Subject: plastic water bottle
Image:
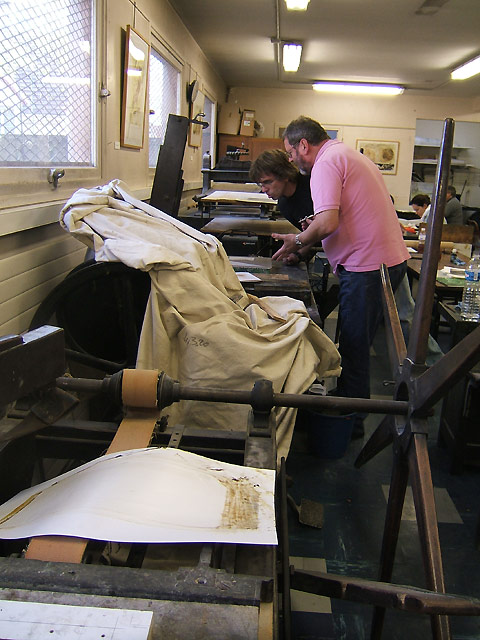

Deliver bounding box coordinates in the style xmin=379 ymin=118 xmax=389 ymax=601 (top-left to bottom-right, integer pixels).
xmin=460 ymin=252 xmax=480 ymax=321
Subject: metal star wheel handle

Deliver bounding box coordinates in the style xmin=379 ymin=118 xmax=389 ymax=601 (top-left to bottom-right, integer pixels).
xmin=355 ymin=118 xmax=480 ymax=639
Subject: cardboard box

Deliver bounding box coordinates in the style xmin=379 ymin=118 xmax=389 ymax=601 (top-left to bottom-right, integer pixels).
xmin=239 ymin=109 xmax=255 ymax=136
xmin=218 ymin=106 xmax=241 ymax=135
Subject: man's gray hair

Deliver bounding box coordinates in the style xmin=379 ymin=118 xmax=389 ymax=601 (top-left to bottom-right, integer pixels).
xmin=283 ymin=116 xmax=330 ymax=146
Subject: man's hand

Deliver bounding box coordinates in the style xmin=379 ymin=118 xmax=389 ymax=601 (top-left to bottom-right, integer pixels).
xmin=272 ymin=210 xmax=338 ymax=261
xmin=284 ymin=252 xmax=301 ymax=266
xmin=271 ymin=233 xmax=297 ymax=261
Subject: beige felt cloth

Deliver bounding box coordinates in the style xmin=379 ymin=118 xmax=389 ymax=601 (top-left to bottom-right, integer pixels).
xmin=60 ymin=180 xmax=340 ymax=461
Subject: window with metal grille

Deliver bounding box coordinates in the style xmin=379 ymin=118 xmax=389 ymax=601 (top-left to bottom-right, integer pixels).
xmin=201 ymin=95 xmax=216 ymax=166
xmin=0 ymin=0 xmax=94 ymax=168
xmin=148 ymin=47 xmax=180 ymax=168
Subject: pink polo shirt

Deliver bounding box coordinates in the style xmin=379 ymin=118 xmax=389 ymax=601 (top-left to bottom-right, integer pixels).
xmin=310 ymin=140 xmax=409 ymax=274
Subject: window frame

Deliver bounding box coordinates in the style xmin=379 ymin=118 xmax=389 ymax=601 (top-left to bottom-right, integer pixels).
xmin=201 ymin=92 xmax=217 ymax=165
xmin=148 ymin=32 xmax=182 ymax=175
xmin=0 ymin=0 xmax=101 ymax=211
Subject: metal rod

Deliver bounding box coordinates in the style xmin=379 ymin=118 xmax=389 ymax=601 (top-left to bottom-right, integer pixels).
xmin=409 ymin=434 xmax=451 ymax=638
xmin=407 ymin=118 xmax=454 ymax=365
xmin=56 ymin=376 xmax=410 ymax=415
xmin=279 ymin=457 xmax=292 ymax=640
xmin=380 ymin=264 xmax=407 ymax=374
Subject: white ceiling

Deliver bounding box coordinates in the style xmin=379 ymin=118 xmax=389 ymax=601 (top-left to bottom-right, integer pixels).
xmin=167 ymin=0 xmax=480 ymax=99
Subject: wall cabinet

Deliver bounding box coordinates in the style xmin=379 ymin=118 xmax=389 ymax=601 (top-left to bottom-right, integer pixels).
xmin=217 ymin=134 xmax=284 ymax=163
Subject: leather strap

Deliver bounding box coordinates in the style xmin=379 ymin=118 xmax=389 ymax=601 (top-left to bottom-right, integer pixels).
xmin=25 ymin=371 xmax=159 ymax=562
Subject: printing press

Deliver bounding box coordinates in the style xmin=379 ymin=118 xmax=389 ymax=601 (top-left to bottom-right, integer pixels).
xmin=0 ymin=326 xmax=282 ymax=638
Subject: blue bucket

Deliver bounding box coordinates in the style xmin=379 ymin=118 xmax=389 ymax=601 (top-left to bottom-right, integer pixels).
xmin=297 ymin=408 xmax=355 ymax=458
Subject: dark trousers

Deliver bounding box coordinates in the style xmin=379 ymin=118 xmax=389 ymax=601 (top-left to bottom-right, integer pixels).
xmin=336 ymin=261 xmax=407 ymax=404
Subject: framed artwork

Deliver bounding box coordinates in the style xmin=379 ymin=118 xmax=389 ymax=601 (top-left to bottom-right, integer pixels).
xmin=188 ymin=90 xmax=205 ymax=147
xmin=121 ymin=25 xmax=150 ymax=149
xmin=324 ymin=125 xmax=343 ymax=141
xmin=275 ymin=124 xmax=343 ymax=141
xmin=356 ymin=140 xmax=399 ymax=175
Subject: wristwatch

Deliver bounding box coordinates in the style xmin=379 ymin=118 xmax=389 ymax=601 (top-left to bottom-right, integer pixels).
xmin=295 ymin=234 xmax=303 ymax=247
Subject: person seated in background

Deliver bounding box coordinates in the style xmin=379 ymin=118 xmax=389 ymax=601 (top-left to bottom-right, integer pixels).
xmin=410 ymin=193 xmax=431 ymax=222
xmin=409 ymin=193 xmax=449 ymax=225
xmin=250 ymin=148 xmax=316 ymax=265
xmin=445 ymin=185 xmax=463 ymax=225
xmin=392 ymin=193 xmax=443 ymax=364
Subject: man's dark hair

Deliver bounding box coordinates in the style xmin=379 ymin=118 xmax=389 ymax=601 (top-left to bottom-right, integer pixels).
xmin=409 ymin=194 xmax=431 ymax=207
xmin=283 ymin=116 xmax=330 ymax=146
xmin=447 ymin=185 xmax=456 ymax=197
xmin=249 ymin=148 xmax=299 ymax=183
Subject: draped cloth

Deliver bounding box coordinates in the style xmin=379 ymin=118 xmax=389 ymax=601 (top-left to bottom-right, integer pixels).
xmin=60 ymin=180 xmax=341 ymax=462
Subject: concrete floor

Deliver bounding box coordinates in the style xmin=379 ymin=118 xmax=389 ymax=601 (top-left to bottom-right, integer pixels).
xmin=285 ymin=309 xmax=480 ymax=640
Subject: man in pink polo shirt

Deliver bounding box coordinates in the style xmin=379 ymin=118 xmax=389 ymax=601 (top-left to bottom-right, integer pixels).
xmin=272 ymin=116 xmax=409 ymax=437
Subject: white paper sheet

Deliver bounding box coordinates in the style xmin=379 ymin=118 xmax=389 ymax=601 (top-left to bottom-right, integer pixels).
xmin=201 ymin=190 xmax=276 ymax=204
xmin=437 ymin=267 xmax=465 ymax=279
xmin=0 ymin=448 xmax=277 ymax=545
xmin=236 ymin=272 xmax=262 ymax=282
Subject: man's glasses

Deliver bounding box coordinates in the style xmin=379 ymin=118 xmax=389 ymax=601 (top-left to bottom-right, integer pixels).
xmin=257 ymin=178 xmax=274 ymax=188
xmin=286 ymin=142 xmax=300 ymax=159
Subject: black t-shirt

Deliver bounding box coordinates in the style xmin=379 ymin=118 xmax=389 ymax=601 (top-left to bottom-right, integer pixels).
xmin=277 ymin=174 xmax=313 ymax=230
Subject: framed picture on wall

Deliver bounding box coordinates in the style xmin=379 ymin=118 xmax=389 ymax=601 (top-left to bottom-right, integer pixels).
xmin=275 ymin=124 xmax=343 ymax=141
xmin=323 ymin=125 xmax=343 ymax=141
xmin=121 ymin=25 xmax=150 ymax=149
xmin=355 ymin=140 xmax=399 ymax=175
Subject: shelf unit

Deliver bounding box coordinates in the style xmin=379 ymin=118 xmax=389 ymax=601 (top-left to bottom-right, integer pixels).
xmin=412 ymin=138 xmax=476 ymax=183
xmin=217 ymin=134 xmax=283 ymax=163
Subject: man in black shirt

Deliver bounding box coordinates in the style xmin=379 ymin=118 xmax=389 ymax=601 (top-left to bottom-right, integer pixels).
xmin=250 ymin=149 xmax=315 ymax=265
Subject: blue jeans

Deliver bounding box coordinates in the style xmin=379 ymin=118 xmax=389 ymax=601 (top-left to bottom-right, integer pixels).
xmin=336 ymin=261 xmax=407 ymax=403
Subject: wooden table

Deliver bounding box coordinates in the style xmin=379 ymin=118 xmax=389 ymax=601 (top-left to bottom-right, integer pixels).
xmin=230 ymin=255 xmax=321 ymax=324
xmin=407 ymin=250 xmax=468 ymax=300
xmin=202 ymin=216 xmax=298 ymax=237
xmin=437 ymin=301 xmax=480 ymax=474
xmin=202 ymin=216 xmax=299 ymax=258
xmin=407 ymin=250 xmax=469 ymax=338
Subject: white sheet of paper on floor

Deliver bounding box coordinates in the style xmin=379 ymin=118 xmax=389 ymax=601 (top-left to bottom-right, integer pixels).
xmin=0 ymin=448 xmax=277 ymax=545
xmin=0 ymin=600 xmax=153 ymax=640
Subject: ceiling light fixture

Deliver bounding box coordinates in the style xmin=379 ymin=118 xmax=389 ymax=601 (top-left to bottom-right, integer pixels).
xmin=313 ymin=82 xmax=404 ymax=96
xmin=285 ymin=0 xmax=310 ymax=10
xmin=283 ymin=43 xmax=302 ymax=72
xmin=451 ymin=55 xmax=480 ymax=80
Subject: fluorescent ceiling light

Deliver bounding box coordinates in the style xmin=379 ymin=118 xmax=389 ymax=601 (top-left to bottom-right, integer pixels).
xmin=129 ymin=42 xmax=145 ymax=62
xmin=283 ymin=43 xmax=302 ymax=72
xmin=285 ymin=0 xmax=310 ymax=9
xmin=451 ymin=55 xmax=480 ymax=80
xmin=313 ymin=82 xmax=404 ymax=96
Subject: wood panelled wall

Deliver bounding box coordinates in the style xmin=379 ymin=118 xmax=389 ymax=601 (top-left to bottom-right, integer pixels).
xmin=0 ymin=224 xmax=85 ymax=336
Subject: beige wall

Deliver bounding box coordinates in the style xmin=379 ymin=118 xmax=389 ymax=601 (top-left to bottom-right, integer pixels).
xmin=100 ymin=0 xmax=225 ymax=193
xmin=223 ymin=87 xmax=480 ymax=209
xmin=3 ymin=0 xmax=480 ymax=336
xmin=0 ymin=0 xmax=226 ymax=335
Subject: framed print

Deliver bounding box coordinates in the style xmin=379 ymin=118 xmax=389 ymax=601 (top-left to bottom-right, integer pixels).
xmin=121 ymin=25 xmax=150 ymax=149
xmin=188 ymin=90 xmax=205 ymax=147
xmin=356 ymin=140 xmax=399 ymax=175
xmin=275 ymin=124 xmax=343 ymax=141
